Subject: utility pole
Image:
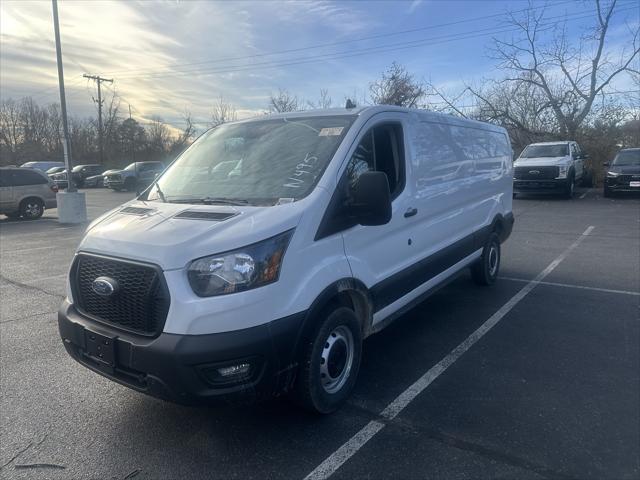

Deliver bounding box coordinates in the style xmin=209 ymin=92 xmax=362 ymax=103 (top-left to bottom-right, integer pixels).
xmin=83 ymin=73 xmax=113 ymax=164
xmin=52 ymin=0 xmax=86 ymax=223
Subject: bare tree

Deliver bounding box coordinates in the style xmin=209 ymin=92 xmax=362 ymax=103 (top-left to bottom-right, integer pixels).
xmin=307 ymin=89 xmax=332 ymax=109
xmin=210 ymin=96 xmax=237 ymax=127
xmin=489 ymin=0 xmax=639 ymax=138
xmin=0 ymin=98 xmax=22 ymax=161
xmin=269 ymin=88 xmax=300 ymax=112
xmin=370 ymin=62 xmax=426 ymax=107
xmin=147 ymin=116 xmax=171 ymax=156
xmin=171 ymin=110 xmax=197 ymax=154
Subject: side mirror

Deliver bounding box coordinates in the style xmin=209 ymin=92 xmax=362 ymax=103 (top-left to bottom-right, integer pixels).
xmin=350 ymin=171 xmax=392 ymax=226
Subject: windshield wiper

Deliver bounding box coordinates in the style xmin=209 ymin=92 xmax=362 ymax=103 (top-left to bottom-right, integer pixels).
xmin=154 ymin=182 xmax=166 ymax=203
xmin=169 ymin=197 xmax=249 ymax=206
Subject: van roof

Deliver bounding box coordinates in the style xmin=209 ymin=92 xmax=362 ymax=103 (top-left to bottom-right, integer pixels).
xmin=234 ymin=106 xmax=506 ymax=133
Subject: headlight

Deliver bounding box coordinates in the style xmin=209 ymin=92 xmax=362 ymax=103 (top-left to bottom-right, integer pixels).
xmin=188 ymin=230 xmax=294 ymax=297
xmin=606 ymin=171 xmax=619 ymax=178
xmin=556 ymin=166 xmax=569 ymax=179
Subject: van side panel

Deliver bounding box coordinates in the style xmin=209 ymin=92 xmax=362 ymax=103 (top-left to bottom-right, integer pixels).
xmin=366 ymin=116 xmax=511 ymax=324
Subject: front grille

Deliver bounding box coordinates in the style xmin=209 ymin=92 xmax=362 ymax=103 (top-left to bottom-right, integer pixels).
xmin=514 ymin=166 xmax=559 ymax=180
xmin=72 ymin=254 xmax=170 ymax=336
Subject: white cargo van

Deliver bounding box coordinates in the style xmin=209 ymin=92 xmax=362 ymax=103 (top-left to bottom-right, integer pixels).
xmin=58 ymin=106 xmax=514 ymax=413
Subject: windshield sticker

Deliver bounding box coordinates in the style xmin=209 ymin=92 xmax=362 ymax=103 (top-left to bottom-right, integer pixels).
xmin=283 ymin=153 xmax=319 ymax=188
xmin=319 ymin=127 xmax=344 ymax=137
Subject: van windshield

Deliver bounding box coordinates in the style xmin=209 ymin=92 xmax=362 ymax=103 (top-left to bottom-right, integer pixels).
xmin=145 ymin=115 xmax=354 ymax=205
xmin=520 ymin=144 xmax=569 ymax=158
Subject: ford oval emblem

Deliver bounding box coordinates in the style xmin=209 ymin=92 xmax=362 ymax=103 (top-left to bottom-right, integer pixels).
xmin=92 ymin=276 xmax=118 ymax=297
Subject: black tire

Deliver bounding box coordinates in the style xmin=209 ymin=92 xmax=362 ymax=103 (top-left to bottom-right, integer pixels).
xmin=124 ymin=178 xmax=136 ymax=192
xmin=19 ymin=197 xmax=44 ymax=220
xmin=563 ymin=174 xmax=575 ymax=199
xmin=294 ymin=306 xmax=362 ymax=414
xmin=512 ymin=192 xmax=517 ymax=199
xmin=471 ymin=232 xmax=501 ymax=286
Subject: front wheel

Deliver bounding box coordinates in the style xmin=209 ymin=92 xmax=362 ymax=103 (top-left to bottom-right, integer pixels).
xmin=294 ymin=307 xmax=362 ymax=414
xmin=19 ymin=197 xmax=44 ymax=220
xmin=563 ymin=175 xmax=575 ymax=199
xmin=471 ymin=232 xmax=501 ymax=286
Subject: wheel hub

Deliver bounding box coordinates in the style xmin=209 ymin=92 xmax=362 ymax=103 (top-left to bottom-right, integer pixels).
xmin=488 ymin=245 xmax=499 ymax=276
xmin=320 ymin=326 xmax=354 ymax=394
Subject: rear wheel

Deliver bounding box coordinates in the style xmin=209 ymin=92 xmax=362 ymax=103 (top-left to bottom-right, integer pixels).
xmin=471 ymin=232 xmax=501 ymax=286
xmin=294 ymin=306 xmax=362 ymax=414
xmin=19 ymin=197 xmax=44 ymax=220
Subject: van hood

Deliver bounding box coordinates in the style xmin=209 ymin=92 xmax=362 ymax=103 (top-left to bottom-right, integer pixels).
xmin=514 ymin=156 xmax=570 ymax=167
xmin=78 ymin=201 xmax=304 ymax=270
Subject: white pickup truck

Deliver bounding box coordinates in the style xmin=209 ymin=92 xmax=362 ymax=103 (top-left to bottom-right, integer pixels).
xmin=513 ymin=141 xmax=587 ymax=199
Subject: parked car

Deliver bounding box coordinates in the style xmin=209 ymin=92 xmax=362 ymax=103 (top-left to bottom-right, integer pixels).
xmin=51 ymin=170 xmax=69 ymax=189
xmin=104 ymin=161 xmax=165 ymax=191
xmin=0 ymin=167 xmax=57 ymax=219
xmin=20 ymin=161 xmax=65 ymax=172
xmin=513 ymin=141 xmax=587 ymax=198
xmin=46 ymin=166 xmax=67 ymax=176
xmin=70 ymin=164 xmax=105 ymax=188
xmin=603 ymin=148 xmax=640 ymax=197
xmin=58 ymin=106 xmax=514 ymax=413
xmin=83 ymin=174 xmax=106 ymax=188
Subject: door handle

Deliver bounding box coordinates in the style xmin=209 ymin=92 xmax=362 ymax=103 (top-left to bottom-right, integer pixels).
xmin=404 ymin=207 xmax=418 ymax=218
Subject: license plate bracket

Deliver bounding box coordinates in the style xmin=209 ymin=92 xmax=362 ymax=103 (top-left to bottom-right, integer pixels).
xmin=84 ymin=330 xmax=116 ymax=367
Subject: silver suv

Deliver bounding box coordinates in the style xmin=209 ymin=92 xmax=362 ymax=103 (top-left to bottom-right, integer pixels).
xmin=0 ymin=168 xmax=58 ymax=220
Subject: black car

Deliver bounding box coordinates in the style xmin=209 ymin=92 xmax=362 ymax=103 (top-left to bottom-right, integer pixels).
xmin=603 ymin=148 xmax=640 ymax=197
xmin=70 ymin=164 xmax=105 ymax=188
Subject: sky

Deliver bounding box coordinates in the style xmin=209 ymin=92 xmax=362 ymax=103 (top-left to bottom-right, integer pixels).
xmin=1 ymin=0 xmax=638 ymax=132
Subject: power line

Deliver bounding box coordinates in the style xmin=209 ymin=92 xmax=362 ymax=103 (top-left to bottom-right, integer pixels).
xmin=114 ymin=5 xmax=637 ymax=80
xmin=103 ymin=0 xmax=583 ymax=77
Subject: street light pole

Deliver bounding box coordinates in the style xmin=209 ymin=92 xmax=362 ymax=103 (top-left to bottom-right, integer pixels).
xmin=52 ymin=0 xmax=74 ymax=193
xmin=52 ymin=0 xmax=87 ymax=223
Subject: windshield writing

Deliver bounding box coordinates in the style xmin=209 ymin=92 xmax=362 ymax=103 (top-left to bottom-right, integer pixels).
xmin=145 ymin=115 xmax=354 ymax=205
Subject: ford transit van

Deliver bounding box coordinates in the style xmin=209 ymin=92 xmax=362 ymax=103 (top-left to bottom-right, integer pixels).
xmin=58 ymin=106 xmax=514 ymax=413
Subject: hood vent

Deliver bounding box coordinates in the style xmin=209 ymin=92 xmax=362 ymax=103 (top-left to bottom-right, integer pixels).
xmin=120 ymin=206 xmax=155 ymax=216
xmin=174 ymin=210 xmax=237 ymax=221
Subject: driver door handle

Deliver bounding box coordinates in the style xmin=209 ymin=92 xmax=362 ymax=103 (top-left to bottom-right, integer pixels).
xmin=404 ymin=207 xmax=418 ymax=218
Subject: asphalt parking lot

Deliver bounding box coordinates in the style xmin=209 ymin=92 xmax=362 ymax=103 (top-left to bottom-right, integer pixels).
xmin=1 ymin=187 xmax=638 ymax=480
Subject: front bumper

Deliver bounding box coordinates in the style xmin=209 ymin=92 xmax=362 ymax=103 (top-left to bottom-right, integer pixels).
xmin=58 ymin=300 xmax=305 ymax=404
xmin=514 ymin=178 xmax=568 ymax=193
xmin=604 ymin=178 xmax=640 ymax=193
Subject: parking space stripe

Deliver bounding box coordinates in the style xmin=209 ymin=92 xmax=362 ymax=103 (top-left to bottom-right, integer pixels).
xmin=303 ymin=225 xmax=595 ymax=480
xmin=502 ymin=277 xmax=640 ymax=297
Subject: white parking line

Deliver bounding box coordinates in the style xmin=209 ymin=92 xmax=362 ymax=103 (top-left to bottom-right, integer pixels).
xmin=303 ymin=225 xmax=595 ymax=480
xmin=502 ymin=277 xmax=640 ymax=297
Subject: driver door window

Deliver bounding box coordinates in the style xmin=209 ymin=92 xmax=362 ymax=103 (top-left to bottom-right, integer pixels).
xmin=345 ymin=124 xmax=405 ymax=200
